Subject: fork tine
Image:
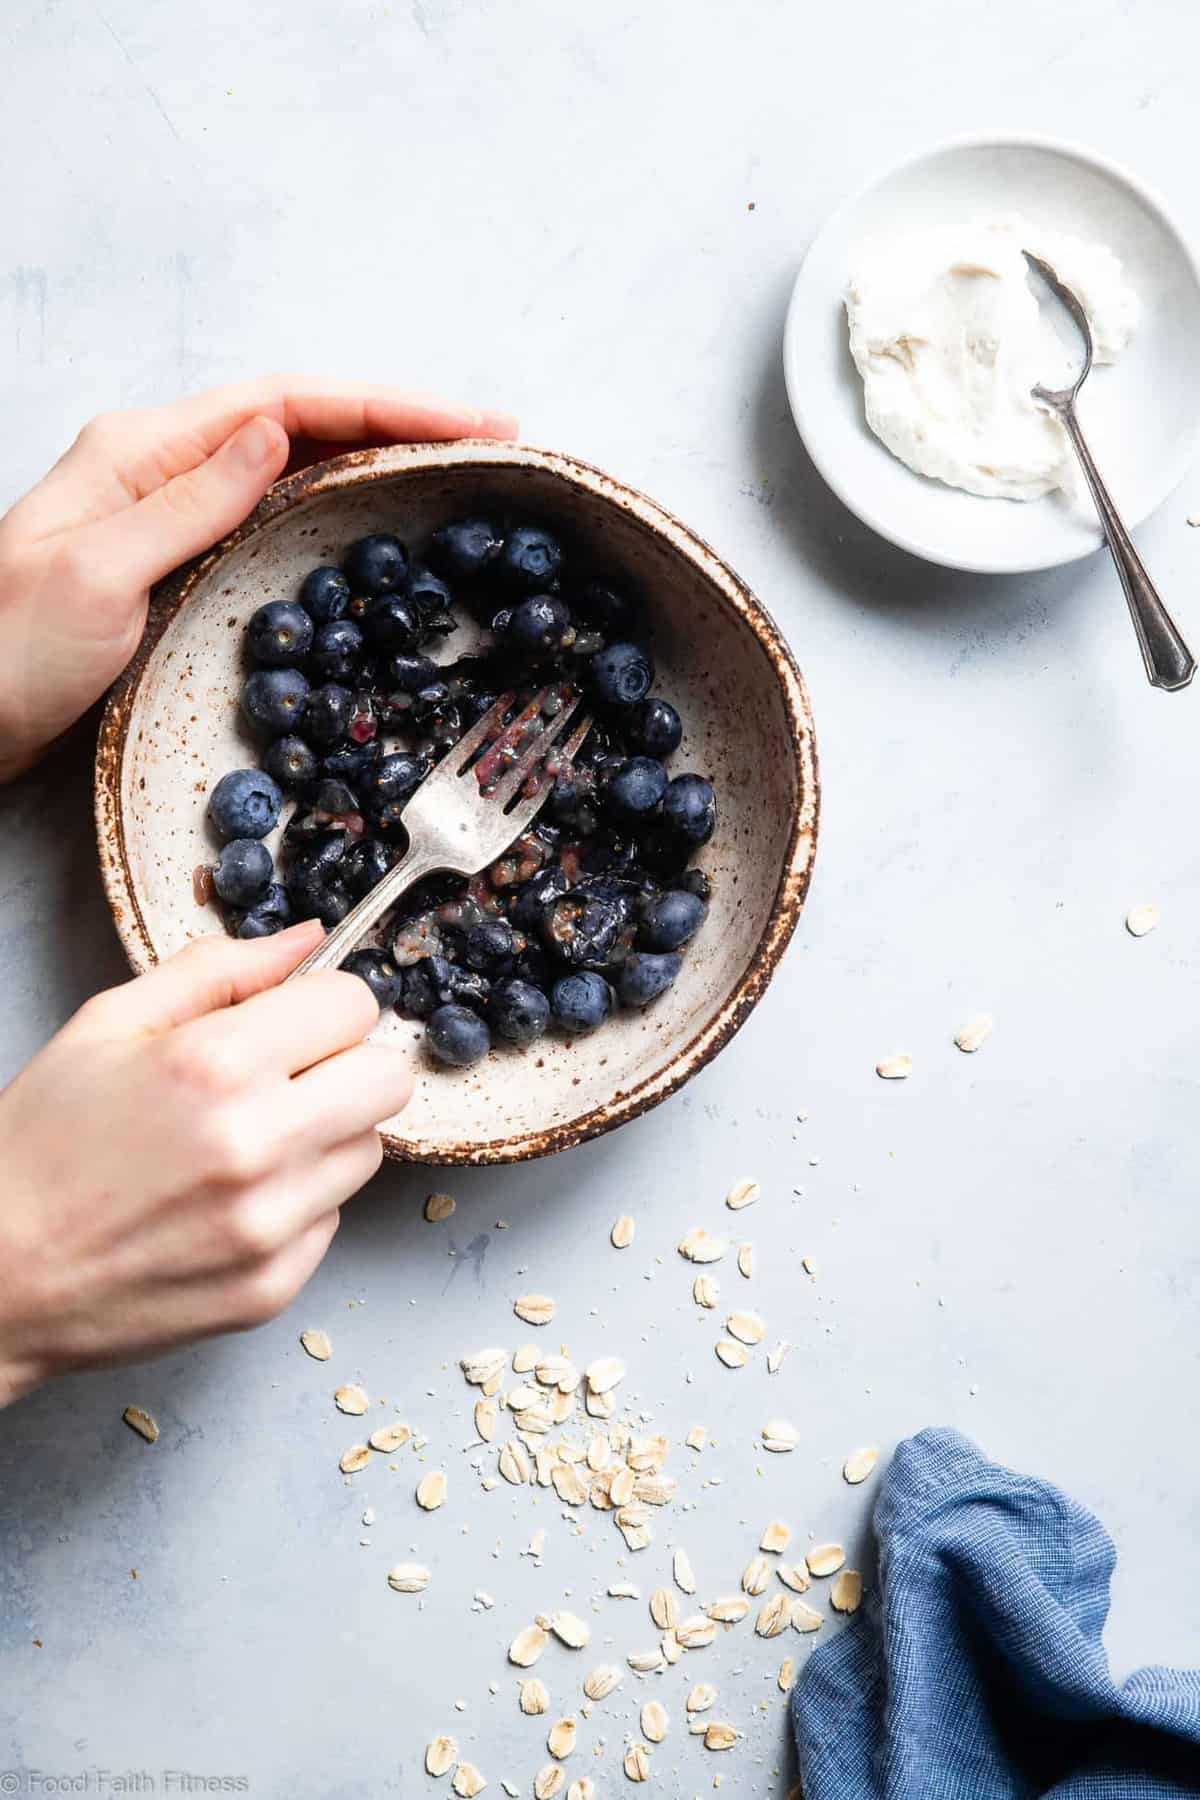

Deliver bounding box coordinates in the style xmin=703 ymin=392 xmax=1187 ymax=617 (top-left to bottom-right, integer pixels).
xmin=489 ymin=694 xmax=586 ymax=811
xmin=440 ymin=689 xmax=518 ymax=776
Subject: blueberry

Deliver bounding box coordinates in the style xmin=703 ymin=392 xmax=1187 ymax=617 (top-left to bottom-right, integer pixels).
xmin=320 ymin=739 xmax=381 ymax=788
xmin=387 ymin=653 xmax=439 ymax=693
xmin=542 ymin=893 xmax=623 ymax=970
xmin=288 ymin=870 xmax=350 ymax=927
xmin=589 ymin=641 xmax=654 ymax=709
xmin=550 ymin=971 xmax=614 ymax=1035
xmin=342 ymin=837 xmax=392 ymax=899
xmin=309 ymin=619 xmax=365 ymax=682
xmin=263 ymin=733 xmax=319 ymax=792
xmin=425 ymin=956 xmax=492 ymax=1014
xmin=398 ymin=961 xmax=439 ymax=1019
xmin=509 ymin=864 xmax=572 ymax=932
xmin=362 ymin=592 xmax=421 ymax=653
xmin=407 ymin=564 xmax=454 ymax=622
xmin=513 ymin=939 xmax=551 ymax=988
xmin=341 ymin=948 xmax=402 ymax=1010
xmin=344 ymin=532 xmax=408 ymax=596
xmin=605 ymin=755 xmax=668 ymax=821
xmin=462 ymin=919 xmax=516 ymax=976
xmin=488 ymin=977 xmax=550 ymax=1045
xmin=426 ymin=517 xmax=503 ymax=582
xmin=312 ymin=777 xmax=359 ymax=818
xmin=299 ymin=565 xmax=352 ymax=625
xmin=232 ymin=882 xmax=292 ymax=938
xmin=305 ymin=683 xmax=354 ymax=746
xmin=427 ymin=1003 xmax=491 ymax=1067
xmin=362 ymin=752 xmax=427 ymax=817
xmin=247 ymin=600 xmax=314 ymax=667
xmin=496 ymin=524 xmax=563 ymax=593
xmin=662 ymin=773 xmax=717 ymax=847
xmin=617 ymin=950 xmax=682 ymax=1008
xmin=678 ymin=867 xmax=712 ymax=903
xmin=241 ymin=667 xmax=310 ymax=736
xmin=213 ymin=838 xmax=273 ymax=908
xmin=640 ymin=889 xmax=706 ymax=952
xmin=574 ymin=579 xmax=640 ymax=640
xmin=209 ymin=768 xmax=283 ymax=841
xmin=639 ymin=823 xmax=692 ymax=879
xmin=573 ymin=873 xmax=643 ymax=927
xmin=627 ymin=697 xmax=682 ymax=759
xmin=508 ymin=593 xmax=572 ymax=656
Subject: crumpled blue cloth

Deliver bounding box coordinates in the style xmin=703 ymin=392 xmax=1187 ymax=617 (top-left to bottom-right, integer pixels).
xmin=792 ymin=1428 xmax=1200 ymax=1798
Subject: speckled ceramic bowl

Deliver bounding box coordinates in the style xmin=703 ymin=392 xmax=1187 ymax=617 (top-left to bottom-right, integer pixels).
xmin=95 ymin=441 xmax=818 ymax=1164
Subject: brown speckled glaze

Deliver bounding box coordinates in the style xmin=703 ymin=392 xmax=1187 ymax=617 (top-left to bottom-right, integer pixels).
xmin=95 ymin=442 xmax=819 ymax=1164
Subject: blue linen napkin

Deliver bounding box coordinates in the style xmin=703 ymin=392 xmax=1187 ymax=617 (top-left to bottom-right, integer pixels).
xmin=791 ymin=1427 xmax=1200 ymax=1798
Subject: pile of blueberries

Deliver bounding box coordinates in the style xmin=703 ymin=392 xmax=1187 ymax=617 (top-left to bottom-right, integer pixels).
xmin=206 ymin=517 xmax=717 ymax=1067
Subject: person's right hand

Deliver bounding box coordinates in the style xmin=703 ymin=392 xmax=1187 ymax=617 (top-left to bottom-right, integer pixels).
xmin=0 ymin=920 xmax=412 ymax=1405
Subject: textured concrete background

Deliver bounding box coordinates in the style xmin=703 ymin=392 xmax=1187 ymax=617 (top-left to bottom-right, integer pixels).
xmin=2 ymin=1 xmax=1198 ymax=1793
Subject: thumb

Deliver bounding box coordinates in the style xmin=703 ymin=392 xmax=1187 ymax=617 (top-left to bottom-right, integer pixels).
xmin=79 ymin=415 xmax=290 ymax=592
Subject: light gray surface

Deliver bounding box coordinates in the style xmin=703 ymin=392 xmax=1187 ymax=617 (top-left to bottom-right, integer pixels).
xmin=2 ymin=1 xmax=1199 ymax=1792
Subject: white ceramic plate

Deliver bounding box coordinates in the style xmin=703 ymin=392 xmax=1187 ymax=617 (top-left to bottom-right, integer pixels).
xmin=783 ymin=135 xmax=1200 ymax=573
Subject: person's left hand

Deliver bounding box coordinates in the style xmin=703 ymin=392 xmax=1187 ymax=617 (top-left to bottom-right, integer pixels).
xmin=0 ymin=375 xmax=517 ymax=782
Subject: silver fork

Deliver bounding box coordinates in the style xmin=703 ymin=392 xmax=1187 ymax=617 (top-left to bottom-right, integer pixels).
xmin=287 ymin=688 xmax=591 ymax=979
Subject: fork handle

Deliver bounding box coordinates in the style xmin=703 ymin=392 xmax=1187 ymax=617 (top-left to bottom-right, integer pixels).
xmin=286 ymin=836 xmax=454 ymax=980
xmin=1059 ymin=407 xmax=1196 ymax=693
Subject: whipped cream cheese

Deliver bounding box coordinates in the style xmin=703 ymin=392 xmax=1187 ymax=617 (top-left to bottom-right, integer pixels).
xmin=845 ymin=218 xmax=1139 ymax=500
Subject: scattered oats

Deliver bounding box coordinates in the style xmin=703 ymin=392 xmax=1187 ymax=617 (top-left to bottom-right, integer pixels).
xmin=760 ymin=1521 xmax=792 ymax=1554
xmin=334 ymin=1383 xmax=368 ymax=1415
xmin=726 ymin=1178 xmax=760 ymax=1211
xmin=707 ymin=1596 xmax=749 ymax=1624
xmin=534 ymin=1765 xmax=565 ymax=1799
xmin=876 ymin=1053 xmax=912 ymax=1080
xmin=525 ymin=1528 xmax=547 ymax=1559
xmin=474 ymin=1398 xmax=499 ymax=1443
xmin=843 ymin=1446 xmax=879 ymax=1485
xmin=608 ymin=1580 xmax=640 ymax=1599
xmin=704 ymin=1724 xmax=739 ymax=1752
xmin=632 ymin=1473 xmax=676 ymax=1507
xmin=424 ymin=1191 xmax=456 ymax=1222
xmin=452 ymin=1765 xmax=486 ymax=1798
xmin=515 ymin=1402 xmax=555 ymax=1435
xmin=678 ymin=1228 xmax=727 ymax=1263
xmin=499 ymin=1442 xmax=531 ymax=1486
xmin=552 ymin=1463 xmax=588 ymax=1507
xmin=755 ymin=1593 xmax=791 ymax=1639
xmin=507 ymin=1384 xmax=541 ymax=1413
xmin=626 ymin=1433 xmax=669 ymax=1472
xmin=550 ymin=1611 xmax=590 ymax=1649
xmin=761 ymin=1419 xmax=800 ymax=1454
xmin=742 ymin=1555 xmax=772 ymax=1596
xmin=609 ymin=1465 xmax=635 ymax=1506
xmin=726 ymin=1311 xmax=765 ymax=1346
xmin=676 ymin=1615 xmax=718 ymax=1650
xmin=461 ymin=1348 xmax=508 ymax=1387
xmin=122 ymin=1406 xmax=159 ymax=1444
xmin=715 ymin=1339 xmax=748 ymax=1369
xmin=549 ymin=1389 xmax=574 ymax=1426
xmin=416 ymin=1470 xmax=448 ymax=1511
xmin=611 ymin=1214 xmax=636 ymax=1249
xmin=388 ymin=1562 xmax=430 ymax=1593
xmin=627 ymin=1647 xmax=665 ymax=1674
xmin=567 ymin=1782 xmax=595 ymax=1800
xmin=685 ymin=1426 xmax=707 ymax=1451
xmin=673 ymin=1548 xmax=697 ymax=1594
xmin=766 ymin=1341 xmax=789 ymax=1375
xmin=778 ymin=1657 xmax=796 ymax=1693
xmin=776 ymin=1563 xmax=811 ymax=1594
xmin=362 ymin=1506 xmax=376 ymax=1526
xmin=512 ymin=1344 xmax=539 ymax=1374
xmin=623 ymin=1743 xmax=650 ymax=1782
xmin=369 ymin=1422 xmax=411 ymax=1453
xmin=474 ymin=1590 xmax=495 ymax=1610
xmin=586 ymin=1434 xmax=612 ymax=1473
xmin=806 ymin=1543 xmax=845 ymax=1578
xmin=299 ymin=1329 xmax=332 ymax=1361
xmin=687 ymin=1683 xmax=718 ymax=1713
xmin=536 ymin=1355 xmax=580 ymax=1394
xmin=660 ymin=1629 xmax=682 ymax=1665
xmin=502 ymin=1786 xmax=520 ymax=1800
xmin=1126 ymin=903 xmax=1159 ymax=938
xmin=519 ymin=1679 xmax=549 ymax=1715
xmin=801 ymin=1257 xmax=817 ymax=1278
xmin=953 ymin=1014 xmax=994 ymax=1054
xmin=831 ymin=1569 xmax=864 ymax=1614
xmin=641 ymin=1700 xmax=669 ymax=1743
xmin=481 ymin=1477 xmax=498 ymax=1492
xmin=514 ymin=1294 xmax=557 ymax=1326
xmin=585 ymin=1356 xmax=626 ymax=1395
xmin=736 ymin=1244 xmax=755 ymax=1279
xmin=583 ymin=1664 xmax=623 ymax=1701
xmin=790 ymin=1600 xmax=824 ymax=1633
xmin=584 ymin=1387 xmax=614 ymax=1419
xmin=426 ymin=1736 xmax=458 ymax=1777
xmin=693 ymin=1273 xmax=720 ymax=1308
xmin=481 ymin=1372 xmax=503 ymax=1398
xmin=646 ymin=1586 xmax=676 ymax=1630
xmin=509 ymin=1624 xmax=549 ymax=1667
xmin=339 ymin=1444 xmax=371 ymax=1474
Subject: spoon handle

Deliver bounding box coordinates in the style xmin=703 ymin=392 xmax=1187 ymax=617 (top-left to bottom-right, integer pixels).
xmin=1059 ymin=407 xmax=1195 ymax=692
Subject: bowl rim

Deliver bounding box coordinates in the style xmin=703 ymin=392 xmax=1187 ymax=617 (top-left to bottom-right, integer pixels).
xmin=783 ymin=129 xmax=1200 ymax=575
xmin=95 ymin=439 xmax=819 ymax=1164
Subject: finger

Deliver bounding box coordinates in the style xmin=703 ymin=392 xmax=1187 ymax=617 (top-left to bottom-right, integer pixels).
xmin=176 ymin=967 xmax=379 ymax=1083
xmin=233 ymin=1134 xmax=382 ymax=1256
xmin=72 ymin=921 xmax=325 ymax=1039
xmin=284 ymin=1041 xmax=415 ymax=1146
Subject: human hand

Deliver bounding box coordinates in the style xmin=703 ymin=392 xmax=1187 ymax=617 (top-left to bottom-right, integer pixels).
xmin=0 ymin=919 xmax=413 ymax=1405
xmin=0 ymin=376 xmax=517 ymax=781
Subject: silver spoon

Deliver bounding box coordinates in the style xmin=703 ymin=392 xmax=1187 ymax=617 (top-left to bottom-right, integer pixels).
xmin=1024 ymin=250 xmax=1194 ymax=693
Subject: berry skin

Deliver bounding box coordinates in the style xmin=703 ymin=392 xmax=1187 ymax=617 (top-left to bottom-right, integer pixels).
xmin=247 ymin=600 xmax=314 ymax=667
xmin=426 ymin=517 xmax=503 ymax=581
xmin=461 ymin=919 xmax=516 ymax=976
xmin=344 ymin=532 xmax=408 ymax=596
xmin=589 ymin=641 xmax=654 ymax=708
xmin=510 ymin=864 xmax=572 ymax=932
xmin=213 ymin=838 xmax=273 ymax=908
xmin=362 ymin=591 xmax=421 ymax=653
xmin=617 ymin=950 xmax=682 ymax=1008
xmin=605 ymin=755 xmax=668 ymax=821
xmin=263 ymin=733 xmax=319 ymax=792
xmin=361 ymin=752 xmax=427 ymax=817
xmin=304 ymin=683 xmax=355 ymax=746
xmin=398 ymin=962 xmax=439 ymax=1019
xmin=627 ymin=697 xmax=682 ymax=759
xmin=574 ymin=578 xmax=640 ymax=640
xmin=341 ymin=948 xmax=402 ymax=1010
xmin=508 ymin=593 xmax=572 ymax=656
xmin=488 ymin=977 xmax=550 ymax=1045
xmin=309 ymin=619 xmax=365 ymax=682
xmin=342 ymin=837 xmax=392 ymax=899
xmin=232 ymin=882 xmax=292 ymax=938
xmin=427 ymin=1003 xmax=491 ymax=1067
xmin=550 ymin=971 xmax=614 ymax=1035
xmin=387 ymin=653 xmax=439 ymax=693
xmin=640 ymin=889 xmax=706 ymax=952
xmin=678 ymin=867 xmax=712 ymax=903
xmin=299 ymin=565 xmax=351 ymax=625
xmin=542 ymin=893 xmax=622 ymax=971
xmin=241 ymin=668 xmax=310 ymax=736
xmin=407 ymin=564 xmax=454 ymax=622
xmin=209 ymin=768 xmax=283 ymax=841
xmin=496 ymin=524 xmax=563 ymax=593
xmin=662 ymin=773 xmax=717 ymax=846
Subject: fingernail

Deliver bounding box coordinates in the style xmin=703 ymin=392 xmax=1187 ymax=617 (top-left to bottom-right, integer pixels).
xmin=232 ymin=416 xmax=283 ymax=471
xmin=483 ymin=410 xmax=520 ymax=439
